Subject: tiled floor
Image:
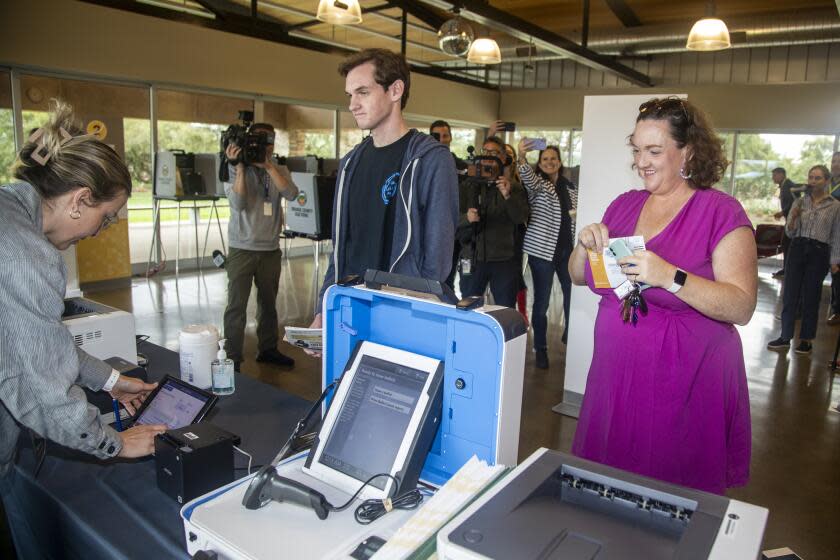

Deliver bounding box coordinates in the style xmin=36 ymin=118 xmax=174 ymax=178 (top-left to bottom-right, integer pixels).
xmin=78 ymin=255 xmax=840 ymax=559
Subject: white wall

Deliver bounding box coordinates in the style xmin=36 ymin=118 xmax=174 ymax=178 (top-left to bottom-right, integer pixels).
xmin=557 ymin=93 xmax=685 ymax=417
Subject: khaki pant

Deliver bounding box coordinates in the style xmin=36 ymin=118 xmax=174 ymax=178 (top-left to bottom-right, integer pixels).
xmin=222 ymin=247 xmax=282 ymax=362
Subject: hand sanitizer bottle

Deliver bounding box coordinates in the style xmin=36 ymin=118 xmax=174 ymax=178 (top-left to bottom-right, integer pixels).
xmin=211 ymin=339 xmax=235 ymax=396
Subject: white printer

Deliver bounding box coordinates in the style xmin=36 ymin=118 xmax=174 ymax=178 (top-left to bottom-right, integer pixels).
xmin=62 ymin=297 xmax=137 ymax=362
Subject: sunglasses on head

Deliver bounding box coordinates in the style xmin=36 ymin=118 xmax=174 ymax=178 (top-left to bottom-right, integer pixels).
xmin=639 ymin=97 xmax=691 ymax=124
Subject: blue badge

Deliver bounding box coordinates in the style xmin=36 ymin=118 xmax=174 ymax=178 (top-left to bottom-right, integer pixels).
xmin=381 ymin=172 xmax=400 ymax=204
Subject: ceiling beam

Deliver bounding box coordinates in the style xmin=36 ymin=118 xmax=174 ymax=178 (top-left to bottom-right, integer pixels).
xmin=193 ymin=0 xmax=250 ymax=19
xmin=422 ymin=0 xmax=652 ymax=87
xmin=79 ymin=0 xmax=497 ymax=90
xmin=386 ymin=0 xmax=447 ymax=31
xmin=604 ymin=0 xmax=642 ymax=28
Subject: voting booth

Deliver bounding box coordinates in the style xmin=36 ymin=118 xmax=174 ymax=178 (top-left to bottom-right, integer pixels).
xmin=284 ymin=172 xmax=336 ymax=241
xmin=181 ymin=272 xmax=528 ymax=559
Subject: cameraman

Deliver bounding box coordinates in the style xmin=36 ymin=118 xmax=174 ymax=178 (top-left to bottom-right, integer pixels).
xmin=457 ymin=136 xmax=528 ymax=307
xmin=223 ymin=123 xmax=299 ymax=371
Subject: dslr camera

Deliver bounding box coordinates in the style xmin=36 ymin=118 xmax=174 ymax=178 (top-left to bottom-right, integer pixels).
xmin=218 ymin=110 xmax=275 ymax=181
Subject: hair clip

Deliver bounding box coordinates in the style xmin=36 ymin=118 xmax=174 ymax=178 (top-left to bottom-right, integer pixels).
xmin=27 ymin=127 xmax=73 ymax=166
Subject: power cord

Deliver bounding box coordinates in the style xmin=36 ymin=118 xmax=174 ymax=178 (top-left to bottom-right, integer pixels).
xmin=233 ymin=445 xmax=253 ymax=475
xmin=327 ymin=473 xmax=424 ymax=524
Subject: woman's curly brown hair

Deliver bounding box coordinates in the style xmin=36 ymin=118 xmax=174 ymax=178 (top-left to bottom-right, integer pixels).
xmin=636 ymin=97 xmax=728 ymax=189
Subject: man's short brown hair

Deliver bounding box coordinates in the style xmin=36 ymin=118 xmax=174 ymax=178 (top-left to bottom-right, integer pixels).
xmin=338 ymin=48 xmax=411 ymax=110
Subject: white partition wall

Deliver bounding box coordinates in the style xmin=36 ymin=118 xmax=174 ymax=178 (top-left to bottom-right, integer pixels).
xmin=554 ymin=93 xmax=685 ymax=417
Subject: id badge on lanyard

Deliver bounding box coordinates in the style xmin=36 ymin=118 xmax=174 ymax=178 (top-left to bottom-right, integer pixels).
xmin=263 ymin=173 xmax=272 ymax=217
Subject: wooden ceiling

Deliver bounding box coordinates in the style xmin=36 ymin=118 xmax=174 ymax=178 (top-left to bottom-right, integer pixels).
xmin=491 ymin=0 xmax=836 ymax=33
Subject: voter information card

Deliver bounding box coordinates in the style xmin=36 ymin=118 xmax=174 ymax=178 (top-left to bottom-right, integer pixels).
xmin=283 ymin=326 xmax=323 ymax=351
xmin=587 ymin=236 xmax=648 ymax=298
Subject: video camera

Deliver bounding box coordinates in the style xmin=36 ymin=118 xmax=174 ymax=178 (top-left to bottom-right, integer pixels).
xmin=463 ymin=146 xmax=504 ymax=208
xmin=218 ymin=110 xmax=275 ymax=182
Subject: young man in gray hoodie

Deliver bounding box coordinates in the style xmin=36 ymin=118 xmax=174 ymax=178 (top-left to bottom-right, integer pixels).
xmin=310 ymin=49 xmax=459 ymax=332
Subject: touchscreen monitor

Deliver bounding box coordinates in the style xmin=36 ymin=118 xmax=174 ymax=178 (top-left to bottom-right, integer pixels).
xmin=303 ymin=341 xmax=443 ymax=500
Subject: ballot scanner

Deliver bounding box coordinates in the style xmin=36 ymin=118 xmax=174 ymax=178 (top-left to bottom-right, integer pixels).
xmin=181 ymin=272 xmax=528 ymax=559
xmin=437 ymin=448 xmax=769 ymax=560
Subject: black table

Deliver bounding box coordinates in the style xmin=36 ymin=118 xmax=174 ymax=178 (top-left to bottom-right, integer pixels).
xmin=10 ymin=341 xmax=311 ymax=559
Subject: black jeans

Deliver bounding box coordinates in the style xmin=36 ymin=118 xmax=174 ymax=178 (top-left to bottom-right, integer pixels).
xmin=462 ymin=258 xmax=520 ymax=308
xmin=781 ymin=238 xmax=830 ymax=341
xmin=831 ymin=270 xmax=840 ymax=315
xmin=528 ymin=247 xmax=572 ymax=350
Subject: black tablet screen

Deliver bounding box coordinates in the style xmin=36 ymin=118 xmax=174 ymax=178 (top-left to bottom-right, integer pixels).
xmin=135 ymin=379 xmax=211 ymax=429
xmin=319 ymin=355 xmax=428 ymax=489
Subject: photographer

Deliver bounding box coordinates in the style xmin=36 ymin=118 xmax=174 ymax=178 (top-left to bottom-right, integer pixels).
xmin=457 ymin=136 xmax=529 ymax=307
xmin=222 ymin=123 xmax=299 ymax=371
xmin=517 ymin=139 xmax=578 ymax=369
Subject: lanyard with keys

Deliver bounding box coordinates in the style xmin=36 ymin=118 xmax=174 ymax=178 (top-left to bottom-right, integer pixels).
xmin=620 ymin=281 xmax=648 ymax=325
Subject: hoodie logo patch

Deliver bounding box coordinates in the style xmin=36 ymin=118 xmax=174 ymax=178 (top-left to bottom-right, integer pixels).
xmin=381 ymin=172 xmax=400 ymax=204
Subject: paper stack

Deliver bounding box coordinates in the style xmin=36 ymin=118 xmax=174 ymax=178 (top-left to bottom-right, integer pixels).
xmin=372 ymin=456 xmax=508 ymax=560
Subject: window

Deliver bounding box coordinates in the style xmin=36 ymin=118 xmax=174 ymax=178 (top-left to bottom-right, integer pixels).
xmin=449 ymin=127 xmax=477 ymax=162
xmin=0 ymin=71 xmax=14 ymax=184
xmin=568 ymin=130 xmax=583 ymax=168
xmin=270 ymin=103 xmax=335 ymax=158
xmin=732 ymin=133 xmax=836 ymax=225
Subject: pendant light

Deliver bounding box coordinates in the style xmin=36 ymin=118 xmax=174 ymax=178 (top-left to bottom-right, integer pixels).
xmin=467 ymin=37 xmax=502 ymax=64
xmin=316 ymin=0 xmax=363 ymax=25
xmin=686 ymin=2 xmax=730 ymax=51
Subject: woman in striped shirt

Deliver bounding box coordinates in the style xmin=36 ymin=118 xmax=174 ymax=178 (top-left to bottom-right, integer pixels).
xmin=767 ymin=164 xmax=840 ymax=354
xmin=517 ymin=140 xmax=578 ymax=369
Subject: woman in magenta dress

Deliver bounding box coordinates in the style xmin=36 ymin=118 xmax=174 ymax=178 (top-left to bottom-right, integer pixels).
xmin=569 ymin=97 xmax=757 ymax=494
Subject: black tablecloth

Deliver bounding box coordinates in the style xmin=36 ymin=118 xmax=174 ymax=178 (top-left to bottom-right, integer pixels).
xmin=10 ymin=341 xmax=311 ymax=559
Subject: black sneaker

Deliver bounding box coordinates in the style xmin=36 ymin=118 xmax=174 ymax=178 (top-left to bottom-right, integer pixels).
xmin=535 ymin=349 xmax=549 ymax=370
xmin=771 ymin=269 xmax=784 ymax=278
xmin=794 ymin=341 xmax=812 ymax=355
xmin=256 ymin=348 xmax=295 ymax=367
xmin=766 ymin=337 xmax=790 ymax=350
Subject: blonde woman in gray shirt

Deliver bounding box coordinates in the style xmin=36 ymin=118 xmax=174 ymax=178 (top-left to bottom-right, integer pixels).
xmin=0 ymin=100 xmax=165 ymax=557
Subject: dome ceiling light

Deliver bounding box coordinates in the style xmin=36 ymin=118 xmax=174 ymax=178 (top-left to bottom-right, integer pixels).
xmin=316 ymin=0 xmax=363 ymax=25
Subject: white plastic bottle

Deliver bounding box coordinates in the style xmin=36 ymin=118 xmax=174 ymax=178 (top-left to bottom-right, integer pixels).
xmin=211 ymin=339 xmax=235 ymax=396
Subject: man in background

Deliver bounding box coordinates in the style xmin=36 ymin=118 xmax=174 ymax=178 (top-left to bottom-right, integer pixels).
xmin=772 ymin=167 xmax=800 ymax=279
xmin=223 ymin=124 xmax=299 ymax=371
xmin=430 ymin=119 xmax=468 ymax=173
